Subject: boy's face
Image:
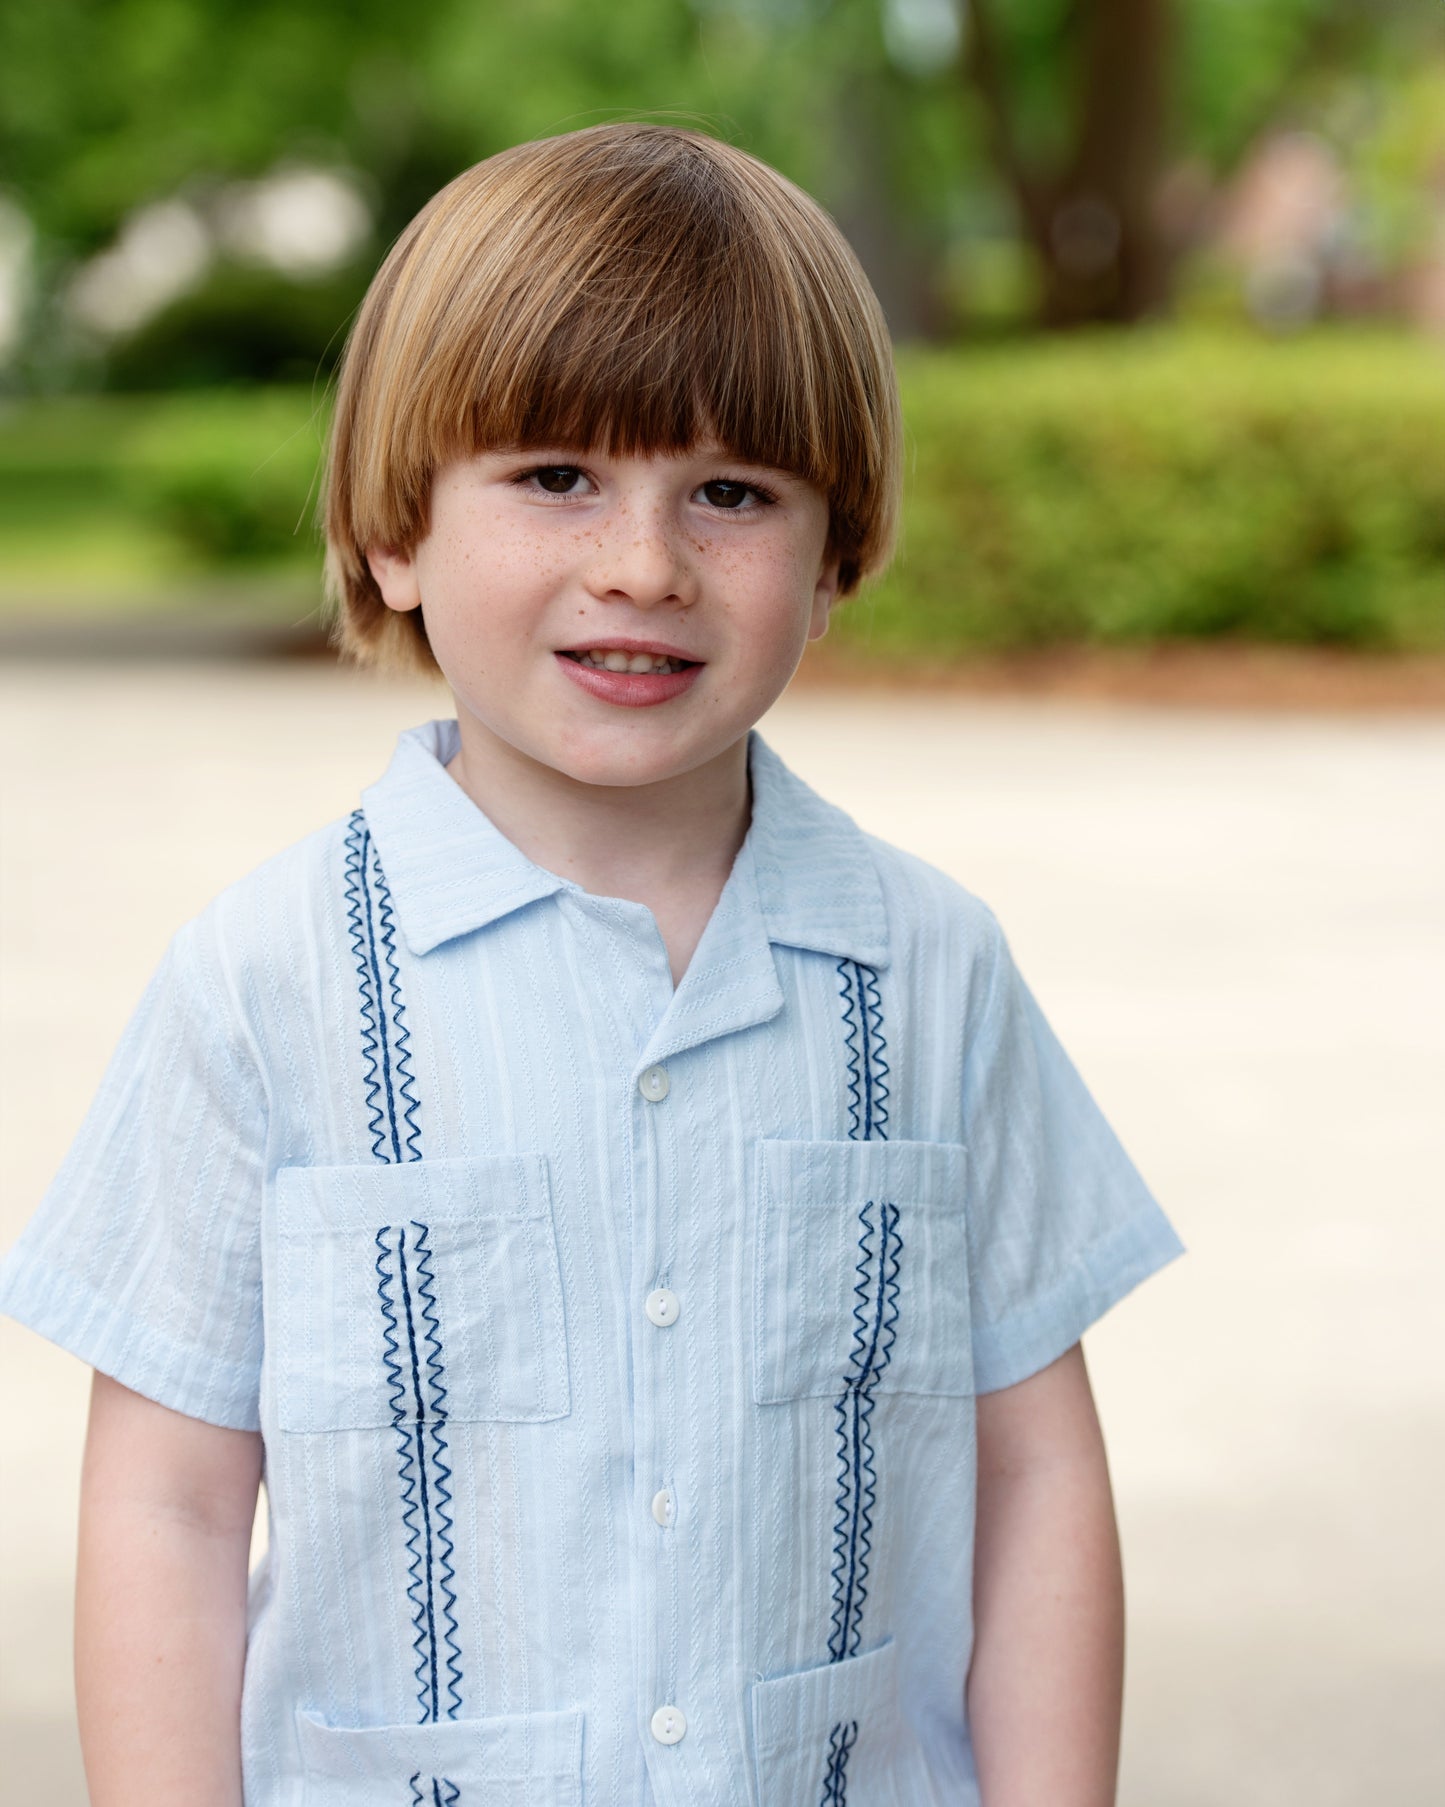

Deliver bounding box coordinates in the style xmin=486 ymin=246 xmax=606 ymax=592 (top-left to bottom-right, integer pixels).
xmin=366 ymin=444 xmax=840 ymax=793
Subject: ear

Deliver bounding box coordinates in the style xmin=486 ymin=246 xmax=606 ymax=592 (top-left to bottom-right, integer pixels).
xmin=806 ymin=553 xmax=843 ymax=643
xmin=365 ymin=545 xmax=423 ymax=614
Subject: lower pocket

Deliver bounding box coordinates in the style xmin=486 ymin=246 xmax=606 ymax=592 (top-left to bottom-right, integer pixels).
xmin=295 ymin=1707 xmax=583 ymax=1805
xmin=751 ymin=1637 xmax=903 ymax=1807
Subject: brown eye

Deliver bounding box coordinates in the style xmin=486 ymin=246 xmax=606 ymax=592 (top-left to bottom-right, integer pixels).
xmin=701 ymin=480 xmax=752 ymax=509
xmin=534 ymin=466 xmax=582 ymax=494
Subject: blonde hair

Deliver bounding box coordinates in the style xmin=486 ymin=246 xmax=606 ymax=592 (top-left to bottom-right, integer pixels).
xmin=324 ymin=121 xmax=901 ymax=673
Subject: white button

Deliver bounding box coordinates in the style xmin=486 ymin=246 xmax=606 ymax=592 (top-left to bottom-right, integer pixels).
xmin=638 ymin=1064 xmax=670 ymax=1102
xmin=651 ymin=1487 xmax=674 ymax=1527
xmin=645 ymin=1288 xmax=680 ymax=1328
xmin=650 ymin=1704 xmax=687 ymax=1745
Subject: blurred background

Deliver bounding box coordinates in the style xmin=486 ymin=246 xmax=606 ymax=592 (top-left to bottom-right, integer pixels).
xmin=0 ymin=0 xmax=1443 ymax=665
xmin=1 ymin=3 xmax=1443 ymax=1804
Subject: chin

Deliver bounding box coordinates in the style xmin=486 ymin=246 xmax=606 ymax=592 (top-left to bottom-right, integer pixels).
xmin=544 ymin=727 xmax=719 ymax=792
xmin=557 ymin=751 xmax=691 ymax=790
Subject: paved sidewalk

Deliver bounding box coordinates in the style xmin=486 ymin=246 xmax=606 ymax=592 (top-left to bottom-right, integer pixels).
xmin=2 ymin=661 xmax=1442 ymax=1805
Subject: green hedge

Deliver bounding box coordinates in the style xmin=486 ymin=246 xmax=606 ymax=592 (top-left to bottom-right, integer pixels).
xmin=853 ymin=331 xmax=1445 ymax=656
xmin=1 ymin=332 xmax=1442 ymax=652
xmin=122 ymin=390 xmax=329 ymax=563
xmin=0 ymin=389 xmax=326 ymax=587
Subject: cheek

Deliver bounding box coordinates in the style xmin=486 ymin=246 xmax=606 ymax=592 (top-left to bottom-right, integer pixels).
xmin=734 ymin=544 xmax=824 ymax=651
xmin=691 ymin=528 xmax=815 ymax=611
xmin=417 ymin=522 xmax=572 ymax=632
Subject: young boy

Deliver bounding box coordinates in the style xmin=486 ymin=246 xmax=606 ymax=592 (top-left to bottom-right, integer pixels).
xmin=0 ymin=123 xmax=1181 ymax=1805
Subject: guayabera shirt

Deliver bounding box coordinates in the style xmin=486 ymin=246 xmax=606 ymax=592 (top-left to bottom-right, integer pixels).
xmin=0 ymin=719 xmax=1181 ymax=1807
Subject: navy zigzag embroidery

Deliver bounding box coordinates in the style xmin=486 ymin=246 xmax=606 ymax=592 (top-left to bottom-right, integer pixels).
xmin=374 ymin=1222 xmax=462 ymax=1726
xmin=827 ymin=1199 xmax=901 ymax=1664
xmin=348 ymin=811 xmax=460 ymax=1785
xmin=836 ymin=959 xmax=890 ymax=1143
xmin=344 ymin=809 xmax=421 ymax=1164
xmin=410 ymin=1777 xmax=461 ymax=1806
xmin=820 ymin=962 xmax=897 ymax=1803
xmin=819 ymin=1717 xmax=859 ymax=1807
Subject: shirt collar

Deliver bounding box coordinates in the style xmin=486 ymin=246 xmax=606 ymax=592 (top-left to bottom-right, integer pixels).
xmin=362 ymin=719 xmax=890 ymax=969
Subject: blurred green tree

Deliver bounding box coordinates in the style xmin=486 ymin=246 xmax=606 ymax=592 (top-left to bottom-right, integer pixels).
xmin=0 ymin=0 xmax=1434 ymax=371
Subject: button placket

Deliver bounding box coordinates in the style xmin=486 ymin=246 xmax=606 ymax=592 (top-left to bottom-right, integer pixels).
xmin=634 ymin=1050 xmax=688 ymax=1759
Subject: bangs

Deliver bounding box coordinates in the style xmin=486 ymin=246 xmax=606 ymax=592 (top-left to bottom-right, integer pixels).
xmin=472 ymin=240 xmax=832 ymax=482
xmin=326 ymin=124 xmax=899 ymax=674
xmin=456 ymin=160 xmax=848 ymax=491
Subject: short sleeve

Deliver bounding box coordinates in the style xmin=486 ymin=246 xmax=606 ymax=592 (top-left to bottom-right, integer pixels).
xmin=0 ymin=918 xmax=266 ymax=1429
xmin=962 ymin=911 xmax=1184 ymax=1394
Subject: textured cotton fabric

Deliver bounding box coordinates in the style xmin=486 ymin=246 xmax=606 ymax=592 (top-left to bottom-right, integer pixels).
xmin=0 ymin=720 xmax=1182 ymax=1806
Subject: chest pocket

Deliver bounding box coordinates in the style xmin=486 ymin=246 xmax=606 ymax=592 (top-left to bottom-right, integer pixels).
xmin=753 ymin=1139 xmax=973 ymax=1404
xmin=271 ymin=1155 xmax=570 ymax=1434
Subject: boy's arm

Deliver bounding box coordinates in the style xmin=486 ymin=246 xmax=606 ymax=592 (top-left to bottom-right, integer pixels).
xmin=967 ymin=1343 xmax=1125 ymax=1807
xmin=76 ymin=1372 xmax=263 ymax=1807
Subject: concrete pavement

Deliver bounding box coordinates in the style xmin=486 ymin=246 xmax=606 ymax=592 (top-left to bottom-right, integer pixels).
xmin=2 ymin=660 xmax=1442 ymax=1804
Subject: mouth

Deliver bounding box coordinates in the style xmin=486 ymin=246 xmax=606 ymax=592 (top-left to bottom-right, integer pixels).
xmin=553 ymin=639 xmax=705 ymax=709
xmin=557 ymin=641 xmax=702 ymax=676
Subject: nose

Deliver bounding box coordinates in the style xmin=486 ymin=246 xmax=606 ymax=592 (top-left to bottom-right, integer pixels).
xmin=582 ymin=496 xmax=697 ymax=611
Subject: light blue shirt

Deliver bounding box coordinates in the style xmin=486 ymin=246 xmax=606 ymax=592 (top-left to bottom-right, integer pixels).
xmin=0 ymin=720 xmax=1181 ymax=1806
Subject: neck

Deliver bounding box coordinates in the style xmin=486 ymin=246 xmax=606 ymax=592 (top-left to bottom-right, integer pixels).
xmin=444 ymin=717 xmax=752 ymax=910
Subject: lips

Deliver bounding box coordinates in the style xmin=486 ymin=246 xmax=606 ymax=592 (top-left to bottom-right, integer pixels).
xmin=554 ymin=649 xmax=703 ymax=709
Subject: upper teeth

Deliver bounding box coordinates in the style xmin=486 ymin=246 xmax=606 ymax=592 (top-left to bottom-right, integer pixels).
xmin=576 ymin=649 xmax=687 ymax=674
